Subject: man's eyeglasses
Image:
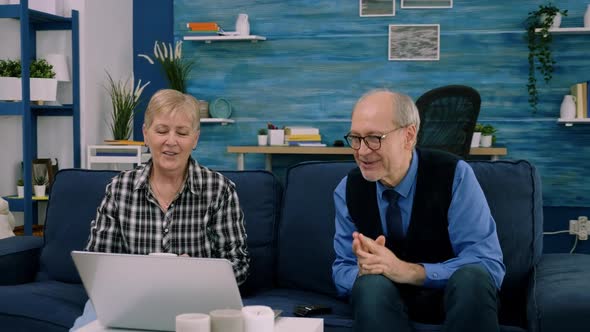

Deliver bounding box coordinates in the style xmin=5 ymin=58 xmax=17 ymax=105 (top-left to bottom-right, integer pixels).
xmin=344 ymin=127 xmax=405 ymax=151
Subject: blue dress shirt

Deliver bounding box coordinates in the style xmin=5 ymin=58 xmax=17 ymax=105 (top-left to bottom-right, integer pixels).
xmin=332 ymin=150 xmax=506 ymax=297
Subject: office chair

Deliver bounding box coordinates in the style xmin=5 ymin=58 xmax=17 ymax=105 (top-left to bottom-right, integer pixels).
xmin=415 ymin=85 xmax=481 ymax=158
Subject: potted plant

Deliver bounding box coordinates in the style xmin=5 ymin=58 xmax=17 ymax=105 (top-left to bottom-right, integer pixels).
xmin=525 ymin=3 xmax=568 ymax=112
xmin=33 ymin=175 xmax=47 ymax=197
xmin=0 ymin=58 xmax=57 ymax=103
xmin=471 ymin=123 xmax=484 ymax=148
xmin=105 ymin=71 xmax=150 ymax=140
xmin=267 ymin=122 xmax=285 ymax=146
xmin=480 ymin=124 xmax=497 ymax=148
xmin=138 ymin=40 xmax=194 ymax=93
xmin=16 ymin=178 xmax=24 ymax=198
xmin=257 ymin=128 xmax=268 ymax=146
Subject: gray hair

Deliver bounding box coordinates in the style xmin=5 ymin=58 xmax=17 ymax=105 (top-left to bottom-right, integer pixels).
xmin=144 ymin=89 xmax=200 ymax=131
xmin=355 ymin=88 xmax=421 ymax=134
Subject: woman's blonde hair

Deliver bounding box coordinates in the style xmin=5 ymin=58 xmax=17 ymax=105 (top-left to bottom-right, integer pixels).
xmin=144 ymin=89 xmax=200 ymax=131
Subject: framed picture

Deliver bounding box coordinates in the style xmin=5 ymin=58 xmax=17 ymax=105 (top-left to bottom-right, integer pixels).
xmin=401 ymin=0 xmax=453 ymax=9
xmin=388 ymin=24 xmax=440 ymax=61
xmin=359 ymin=0 xmax=395 ymax=17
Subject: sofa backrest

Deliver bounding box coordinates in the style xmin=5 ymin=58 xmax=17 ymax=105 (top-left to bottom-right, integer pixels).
xmin=470 ymin=160 xmax=543 ymax=326
xmin=276 ymin=160 xmax=543 ymax=325
xmin=221 ymin=170 xmax=283 ymax=294
xmin=39 ymin=169 xmax=119 ymax=283
xmin=277 ymin=161 xmax=357 ymax=296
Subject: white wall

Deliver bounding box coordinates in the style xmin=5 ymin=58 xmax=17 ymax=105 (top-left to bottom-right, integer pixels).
xmin=0 ymin=0 xmax=133 ymax=225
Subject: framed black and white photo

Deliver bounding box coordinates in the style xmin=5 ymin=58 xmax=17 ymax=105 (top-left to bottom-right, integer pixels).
xmin=359 ymin=0 xmax=395 ymax=17
xmin=401 ymin=0 xmax=452 ymax=9
xmin=388 ymin=24 xmax=440 ymax=61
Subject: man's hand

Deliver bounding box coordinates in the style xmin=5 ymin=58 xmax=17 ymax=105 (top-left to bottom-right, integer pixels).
xmin=353 ymin=232 xmax=425 ymax=286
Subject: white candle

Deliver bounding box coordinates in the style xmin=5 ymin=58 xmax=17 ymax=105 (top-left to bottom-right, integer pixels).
xmin=176 ymin=313 xmax=210 ymax=332
xmin=242 ymin=305 xmax=274 ymax=332
xmin=209 ymin=309 xmax=243 ymax=332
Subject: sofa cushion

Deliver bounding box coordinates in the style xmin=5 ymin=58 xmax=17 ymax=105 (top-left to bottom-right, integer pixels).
xmin=0 ymin=280 xmax=87 ymax=329
xmin=470 ymin=160 xmax=543 ymax=327
xmin=221 ymin=170 xmax=282 ymax=294
xmin=528 ymin=253 xmax=590 ymax=332
xmin=277 ymin=161 xmax=357 ymax=297
xmin=40 ymin=169 xmax=119 ymax=283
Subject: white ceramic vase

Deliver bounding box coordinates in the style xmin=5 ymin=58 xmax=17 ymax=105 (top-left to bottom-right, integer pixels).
xmin=257 ymin=135 xmax=268 ymax=146
xmin=235 ymin=13 xmax=250 ymax=36
xmin=540 ymin=13 xmax=561 ymax=29
xmin=560 ymin=95 xmax=576 ymax=120
xmin=17 ymin=186 xmax=24 ymax=198
xmin=34 ymin=185 xmax=46 ymax=197
xmin=268 ymin=129 xmax=284 ymax=146
xmin=480 ymin=135 xmax=493 ymax=148
xmin=470 ymin=132 xmax=482 ymax=148
xmin=585 ymin=5 xmax=590 ymax=28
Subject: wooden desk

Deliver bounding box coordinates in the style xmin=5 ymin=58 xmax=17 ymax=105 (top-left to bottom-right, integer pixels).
xmin=227 ymin=146 xmax=508 ymax=171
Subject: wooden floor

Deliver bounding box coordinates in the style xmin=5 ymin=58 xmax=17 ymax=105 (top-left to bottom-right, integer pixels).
xmin=13 ymin=225 xmax=44 ymax=237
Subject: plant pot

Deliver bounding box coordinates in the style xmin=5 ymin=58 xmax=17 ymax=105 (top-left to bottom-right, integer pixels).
xmin=480 ymin=135 xmax=493 ymax=148
xmin=0 ymin=78 xmax=58 ymax=101
xmin=539 ymin=13 xmax=561 ymax=29
xmin=470 ymin=132 xmax=482 ymax=148
xmin=17 ymin=186 xmax=24 ymax=198
xmin=34 ymin=185 xmax=46 ymax=197
xmin=257 ymin=135 xmax=268 ymax=146
xmin=268 ymin=129 xmax=284 ymax=146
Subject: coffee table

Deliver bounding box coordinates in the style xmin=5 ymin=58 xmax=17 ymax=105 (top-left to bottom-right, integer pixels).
xmin=77 ymin=316 xmax=323 ymax=332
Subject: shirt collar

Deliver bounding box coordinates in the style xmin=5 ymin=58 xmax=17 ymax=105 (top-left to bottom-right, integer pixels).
xmin=133 ymin=157 xmax=203 ymax=196
xmin=376 ymin=149 xmax=418 ymax=199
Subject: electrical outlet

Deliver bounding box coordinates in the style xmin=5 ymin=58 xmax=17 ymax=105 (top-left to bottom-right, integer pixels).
xmin=578 ymin=216 xmax=588 ymax=241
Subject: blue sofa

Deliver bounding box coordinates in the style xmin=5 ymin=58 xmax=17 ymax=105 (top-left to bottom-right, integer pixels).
xmin=1 ymin=160 xmax=589 ymax=332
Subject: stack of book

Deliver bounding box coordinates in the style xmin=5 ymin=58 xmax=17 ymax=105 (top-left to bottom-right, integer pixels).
xmin=284 ymin=127 xmax=326 ymax=147
xmin=570 ymin=81 xmax=589 ymax=119
xmin=185 ymin=22 xmax=221 ymax=36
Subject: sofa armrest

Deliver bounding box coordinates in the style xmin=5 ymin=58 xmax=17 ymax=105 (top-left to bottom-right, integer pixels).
xmin=527 ymin=253 xmax=590 ymax=332
xmin=0 ymin=236 xmax=43 ymax=285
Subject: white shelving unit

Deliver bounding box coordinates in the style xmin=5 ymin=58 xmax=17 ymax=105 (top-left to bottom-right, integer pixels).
xmin=557 ymin=118 xmax=590 ymax=126
xmin=201 ymin=118 xmax=235 ymax=125
xmin=535 ymin=27 xmax=590 ymax=34
xmin=183 ymin=35 xmax=266 ymax=43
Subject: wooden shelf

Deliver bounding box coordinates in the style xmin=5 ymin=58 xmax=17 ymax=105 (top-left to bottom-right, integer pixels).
xmin=557 ymin=118 xmax=590 ymax=126
xmin=183 ymin=35 xmax=266 ymax=43
xmin=535 ymin=27 xmax=590 ymax=35
xmin=200 ymin=118 xmax=235 ymax=125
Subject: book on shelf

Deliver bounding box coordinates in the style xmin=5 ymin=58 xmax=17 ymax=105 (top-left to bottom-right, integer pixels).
xmin=186 ymin=22 xmax=219 ymax=31
xmin=287 ymin=141 xmax=323 ymax=146
xmin=103 ymin=140 xmax=146 ymax=146
xmin=284 ymin=126 xmax=320 ymax=135
xmin=293 ymin=143 xmax=327 ymax=147
xmin=285 ymin=134 xmax=322 ymax=141
xmin=95 ymin=151 xmax=139 ymax=157
xmin=570 ymin=82 xmax=588 ymax=119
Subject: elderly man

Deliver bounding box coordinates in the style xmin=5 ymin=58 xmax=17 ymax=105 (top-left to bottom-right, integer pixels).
xmin=332 ymin=89 xmax=505 ymax=332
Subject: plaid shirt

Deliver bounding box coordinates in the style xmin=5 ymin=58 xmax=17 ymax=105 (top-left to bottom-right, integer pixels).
xmin=86 ymin=158 xmax=250 ymax=284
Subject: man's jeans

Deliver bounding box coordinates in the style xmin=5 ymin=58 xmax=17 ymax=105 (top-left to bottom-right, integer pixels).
xmin=351 ymin=264 xmax=500 ymax=332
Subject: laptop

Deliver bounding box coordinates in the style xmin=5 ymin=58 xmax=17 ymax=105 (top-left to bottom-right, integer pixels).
xmin=71 ymin=251 xmax=243 ymax=331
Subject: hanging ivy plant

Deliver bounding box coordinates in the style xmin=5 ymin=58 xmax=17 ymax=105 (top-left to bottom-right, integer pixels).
xmin=525 ymin=3 xmax=567 ymax=112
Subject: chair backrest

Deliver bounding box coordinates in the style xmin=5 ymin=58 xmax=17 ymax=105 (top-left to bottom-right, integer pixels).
xmin=39 ymin=169 xmax=119 ymax=283
xmin=416 ymin=85 xmax=481 ymax=158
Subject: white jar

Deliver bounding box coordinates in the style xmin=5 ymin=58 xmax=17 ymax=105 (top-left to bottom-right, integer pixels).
xmin=235 ymin=13 xmax=250 ymax=36
xmin=585 ymin=4 xmax=590 ymax=28
xmin=560 ymin=95 xmax=576 ymax=119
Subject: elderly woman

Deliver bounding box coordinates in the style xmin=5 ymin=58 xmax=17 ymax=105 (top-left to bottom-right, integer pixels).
xmin=86 ymin=88 xmax=249 ymax=280
xmin=71 ymin=89 xmax=250 ymax=330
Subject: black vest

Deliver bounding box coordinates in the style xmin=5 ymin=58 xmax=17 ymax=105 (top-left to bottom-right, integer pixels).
xmin=345 ymin=149 xmax=458 ymax=264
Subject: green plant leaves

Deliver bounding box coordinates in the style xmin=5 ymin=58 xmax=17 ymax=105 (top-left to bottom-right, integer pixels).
xmin=105 ymin=72 xmax=150 ymax=140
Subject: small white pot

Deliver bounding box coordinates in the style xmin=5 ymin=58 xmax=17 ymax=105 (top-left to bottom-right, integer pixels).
xmin=0 ymin=78 xmax=58 ymax=101
xmin=0 ymin=77 xmax=22 ymax=100
xmin=34 ymin=185 xmax=46 ymax=197
xmin=470 ymin=132 xmax=482 ymax=148
xmin=257 ymin=135 xmax=268 ymax=146
xmin=480 ymin=135 xmax=493 ymax=148
xmin=268 ymin=129 xmax=285 ymax=146
xmin=17 ymin=186 xmax=24 ymax=198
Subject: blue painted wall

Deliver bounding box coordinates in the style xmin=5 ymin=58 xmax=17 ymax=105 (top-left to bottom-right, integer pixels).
xmin=168 ymin=0 xmax=590 ymax=207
